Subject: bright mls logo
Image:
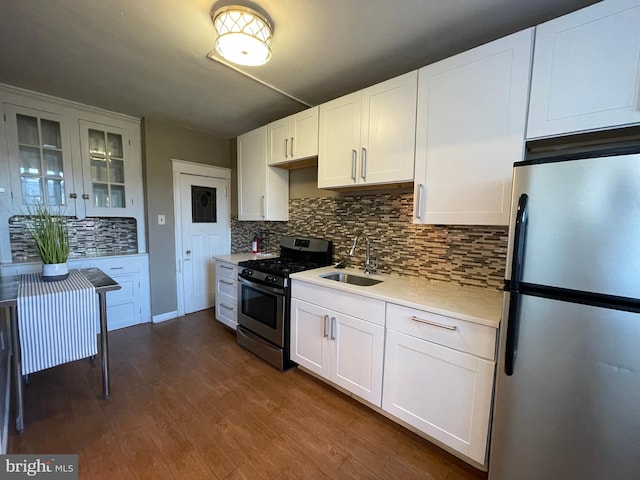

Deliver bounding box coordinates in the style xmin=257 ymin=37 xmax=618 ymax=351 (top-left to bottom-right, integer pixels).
xmin=0 ymin=455 xmax=78 ymax=479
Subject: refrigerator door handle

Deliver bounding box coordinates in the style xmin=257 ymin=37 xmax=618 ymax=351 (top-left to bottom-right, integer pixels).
xmin=510 ymin=193 xmax=528 ymax=291
xmin=504 ymin=291 xmax=521 ymax=376
xmin=505 ymin=193 xmax=528 ymax=376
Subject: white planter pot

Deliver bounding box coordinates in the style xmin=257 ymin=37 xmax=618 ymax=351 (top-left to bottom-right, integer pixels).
xmin=42 ymin=262 xmax=69 ymax=282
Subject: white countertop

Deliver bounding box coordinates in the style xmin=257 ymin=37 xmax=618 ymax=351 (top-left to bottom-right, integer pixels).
xmin=2 ymin=252 xmax=147 ymax=267
xmin=290 ymin=266 xmax=503 ymax=328
xmin=213 ymin=252 xmax=275 ymax=265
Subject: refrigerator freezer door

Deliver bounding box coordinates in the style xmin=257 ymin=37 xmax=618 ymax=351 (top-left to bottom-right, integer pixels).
xmin=504 ymin=153 xmax=640 ymax=299
xmin=489 ymin=293 xmax=640 ymax=480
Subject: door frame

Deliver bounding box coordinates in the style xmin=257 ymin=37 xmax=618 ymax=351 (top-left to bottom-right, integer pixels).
xmin=171 ymin=159 xmax=231 ymax=318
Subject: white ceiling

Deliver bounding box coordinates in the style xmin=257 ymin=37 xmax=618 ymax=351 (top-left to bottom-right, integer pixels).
xmin=0 ymin=0 xmax=598 ymax=138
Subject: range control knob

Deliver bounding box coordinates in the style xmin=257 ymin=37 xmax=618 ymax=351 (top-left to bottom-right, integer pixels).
xmin=242 ymin=269 xmax=253 ymax=276
xmin=265 ymin=275 xmax=274 ymax=283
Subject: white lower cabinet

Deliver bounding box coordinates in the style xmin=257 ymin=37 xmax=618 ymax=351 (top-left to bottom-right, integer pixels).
xmin=290 ymin=278 xmax=498 ymax=467
xmin=0 ymin=254 xmax=150 ymax=331
xmin=290 ymin=282 xmax=385 ymax=406
xmin=382 ymin=303 xmax=496 ymax=465
xmin=214 ymin=260 xmax=238 ymax=330
xmin=71 ymin=255 xmax=150 ymax=331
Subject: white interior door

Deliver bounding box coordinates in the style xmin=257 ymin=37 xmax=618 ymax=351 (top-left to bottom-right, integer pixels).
xmin=180 ymin=174 xmax=229 ymax=314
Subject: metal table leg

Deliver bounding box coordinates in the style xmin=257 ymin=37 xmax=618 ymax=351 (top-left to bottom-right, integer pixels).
xmin=99 ymin=292 xmax=110 ymax=399
xmin=9 ymin=305 xmax=24 ymax=433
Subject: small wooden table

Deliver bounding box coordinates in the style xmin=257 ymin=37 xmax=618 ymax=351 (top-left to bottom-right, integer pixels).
xmin=0 ymin=267 xmax=120 ymax=432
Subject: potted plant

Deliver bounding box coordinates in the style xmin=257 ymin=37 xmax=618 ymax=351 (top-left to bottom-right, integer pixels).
xmin=25 ymin=204 xmax=71 ymax=281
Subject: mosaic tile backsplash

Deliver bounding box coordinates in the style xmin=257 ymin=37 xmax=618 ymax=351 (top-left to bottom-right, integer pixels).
xmin=9 ymin=216 xmax=138 ymax=261
xmin=232 ymin=193 xmax=509 ymax=291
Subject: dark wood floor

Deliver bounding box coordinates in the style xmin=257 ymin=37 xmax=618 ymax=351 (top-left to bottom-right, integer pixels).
xmin=9 ymin=310 xmax=487 ymax=479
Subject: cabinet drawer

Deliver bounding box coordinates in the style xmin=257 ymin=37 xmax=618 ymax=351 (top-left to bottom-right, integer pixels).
xmin=292 ymin=280 xmax=385 ymax=326
xmin=216 ymin=261 xmax=237 ymax=280
xmin=386 ymin=303 xmax=496 ymax=360
xmin=88 ymin=256 xmax=141 ymax=275
xmin=215 ymin=292 xmax=237 ymax=329
xmin=0 ymin=263 xmax=40 ymax=277
xmin=217 ymin=276 xmax=236 ymax=298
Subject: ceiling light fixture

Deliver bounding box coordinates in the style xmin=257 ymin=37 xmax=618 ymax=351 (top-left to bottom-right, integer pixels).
xmin=211 ymin=6 xmax=272 ymax=67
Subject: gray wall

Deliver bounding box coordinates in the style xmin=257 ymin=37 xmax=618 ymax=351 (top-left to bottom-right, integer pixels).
xmin=289 ymin=166 xmax=338 ymax=199
xmin=142 ymin=117 xmax=231 ymax=317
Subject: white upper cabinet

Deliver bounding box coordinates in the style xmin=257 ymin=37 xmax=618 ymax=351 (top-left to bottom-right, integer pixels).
xmin=237 ymin=126 xmax=289 ymax=221
xmin=4 ymin=104 xmax=75 ymax=214
xmin=414 ymin=29 xmax=533 ymax=226
xmin=78 ymin=120 xmax=142 ymax=219
xmin=317 ymin=92 xmax=361 ymax=187
xmin=318 ymin=71 xmax=417 ymax=189
xmin=0 ymin=87 xmax=145 ymax=255
xmin=527 ymin=0 xmax=640 ymax=139
xmin=268 ymin=106 xmax=318 ymax=166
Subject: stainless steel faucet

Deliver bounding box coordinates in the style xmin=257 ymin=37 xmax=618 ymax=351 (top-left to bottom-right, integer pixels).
xmin=349 ymin=232 xmax=377 ymax=274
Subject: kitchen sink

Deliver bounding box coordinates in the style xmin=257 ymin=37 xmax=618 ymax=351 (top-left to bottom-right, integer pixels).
xmin=320 ymin=272 xmax=382 ymax=286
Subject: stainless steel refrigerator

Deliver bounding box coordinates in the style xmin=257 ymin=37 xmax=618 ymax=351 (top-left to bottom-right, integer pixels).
xmin=489 ymin=132 xmax=640 ymax=480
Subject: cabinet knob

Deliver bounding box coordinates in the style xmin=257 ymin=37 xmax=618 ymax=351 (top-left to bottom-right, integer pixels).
xmin=82 ymin=193 xmax=90 ymax=200
xmin=69 ymin=193 xmax=78 ymax=199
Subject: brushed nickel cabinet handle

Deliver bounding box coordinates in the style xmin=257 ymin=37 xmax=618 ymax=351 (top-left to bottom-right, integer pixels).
xmin=411 ymin=316 xmax=457 ymax=331
xmin=323 ymin=315 xmax=329 ymax=337
xmin=290 ymin=137 xmax=294 ymax=157
xmin=361 ymin=147 xmax=367 ymax=180
xmin=220 ymin=279 xmax=234 ymax=286
xmin=220 ymin=303 xmax=234 ymax=311
xmin=219 ymin=264 xmax=234 ymax=270
xmin=416 ymin=183 xmax=425 ymax=219
xmin=330 ymin=317 xmax=337 ymax=340
xmin=351 ymin=150 xmax=357 ymax=181
xmin=284 ymin=138 xmax=288 ymax=158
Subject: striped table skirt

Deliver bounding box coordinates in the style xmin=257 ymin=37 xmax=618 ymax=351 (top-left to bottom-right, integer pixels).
xmin=17 ymin=269 xmax=98 ymax=375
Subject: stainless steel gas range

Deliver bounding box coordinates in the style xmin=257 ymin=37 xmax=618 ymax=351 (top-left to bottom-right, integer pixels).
xmin=236 ymin=236 xmax=332 ymax=370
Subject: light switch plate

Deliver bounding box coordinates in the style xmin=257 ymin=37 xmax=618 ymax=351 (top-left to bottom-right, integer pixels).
xmin=158 ymin=214 xmax=165 ymax=225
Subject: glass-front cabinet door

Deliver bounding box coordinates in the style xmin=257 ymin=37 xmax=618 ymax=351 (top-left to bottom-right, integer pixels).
xmin=79 ymin=120 xmax=132 ymax=216
xmin=4 ymin=104 xmax=74 ymax=212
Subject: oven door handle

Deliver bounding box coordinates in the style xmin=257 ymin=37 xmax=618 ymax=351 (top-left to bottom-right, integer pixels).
xmin=238 ymin=276 xmax=284 ymax=295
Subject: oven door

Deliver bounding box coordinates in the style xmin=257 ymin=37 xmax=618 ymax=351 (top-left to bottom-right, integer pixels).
xmin=237 ymin=276 xmax=285 ymax=347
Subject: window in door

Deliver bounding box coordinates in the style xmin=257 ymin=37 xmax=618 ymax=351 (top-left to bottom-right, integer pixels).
xmin=191 ymin=185 xmax=217 ymax=223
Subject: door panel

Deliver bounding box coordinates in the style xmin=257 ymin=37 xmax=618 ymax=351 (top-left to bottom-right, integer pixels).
xmin=490 ymin=294 xmax=640 ymax=480
xmin=180 ymin=174 xmax=229 ymax=314
xmin=318 ymin=92 xmax=361 ymax=188
xmin=527 ymin=0 xmax=640 ymax=138
xmin=332 ymin=313 xmax=384 ymax=406
xmin=290 ymin=299 xmax=329 ymax=377
xmin=361 ymin=71 xmax=416 ymax=184
xmin=383 ymin=329 xmax=494 ymax=462
xmin=506 ymin=154 xmax=640 ymax=298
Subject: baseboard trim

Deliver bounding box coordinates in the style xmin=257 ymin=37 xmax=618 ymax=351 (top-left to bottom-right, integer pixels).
xmin=152 ymin=311 xmax=178 ymax=323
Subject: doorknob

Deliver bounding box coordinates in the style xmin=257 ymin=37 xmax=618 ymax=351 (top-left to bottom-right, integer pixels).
xmin=186 ymin=250 xmax=191 ymax=255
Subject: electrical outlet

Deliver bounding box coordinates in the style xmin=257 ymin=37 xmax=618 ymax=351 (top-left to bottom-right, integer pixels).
xmin=158 ymin=214 xmax=165 ymax=225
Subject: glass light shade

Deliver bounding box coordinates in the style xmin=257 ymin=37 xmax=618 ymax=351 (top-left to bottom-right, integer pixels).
xmin=213 ymin=7 xmax=272 ymax=66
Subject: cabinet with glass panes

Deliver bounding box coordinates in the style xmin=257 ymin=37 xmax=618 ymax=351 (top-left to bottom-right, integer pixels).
xmin=0 ymin=86 xmax=146 ymax=261
xmin=79 ymin=120 xmax=138 ymax=217
xmin=4 ymin=104 xmax=75 ymax=213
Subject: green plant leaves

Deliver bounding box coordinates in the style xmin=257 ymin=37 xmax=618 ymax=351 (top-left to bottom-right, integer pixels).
xmin=24 ymin=204 xmax=70 ymax=264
